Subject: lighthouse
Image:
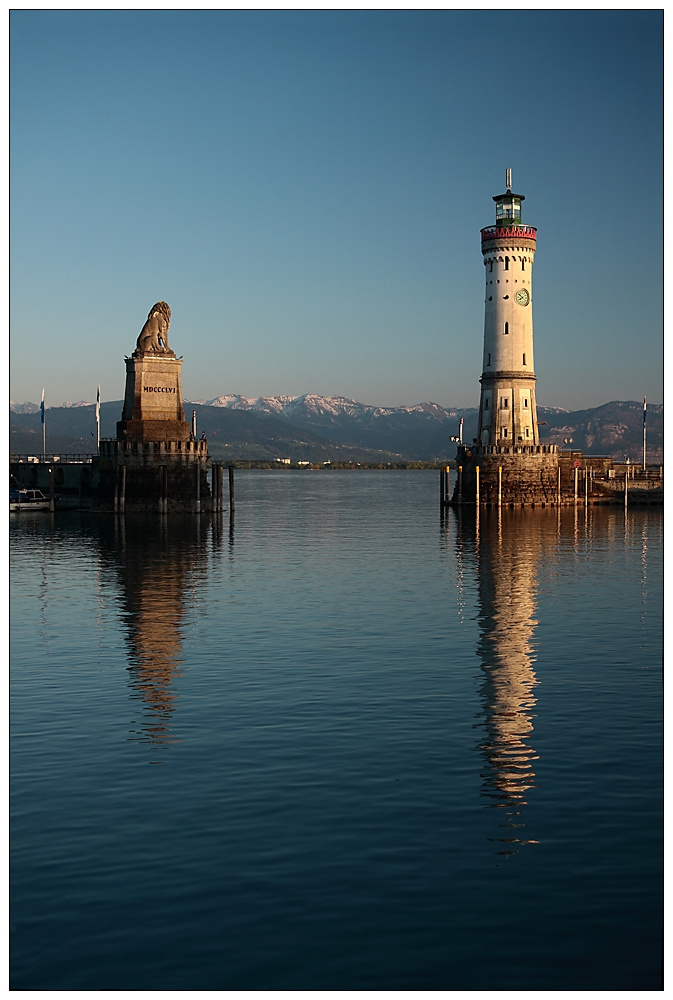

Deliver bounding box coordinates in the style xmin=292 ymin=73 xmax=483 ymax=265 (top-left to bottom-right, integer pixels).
xmin=450 ymin=171 xmax=563 ymax=506
xmin=477 ymin=169 xmax=539 ymax=448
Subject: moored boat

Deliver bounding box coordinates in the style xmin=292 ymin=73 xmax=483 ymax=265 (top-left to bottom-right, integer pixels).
xmin=10 ymin=476 xmax=50 ymax=511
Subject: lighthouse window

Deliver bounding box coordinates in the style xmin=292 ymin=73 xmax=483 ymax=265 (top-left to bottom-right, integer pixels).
xmin=525 ymin=428 xmax=530 ymax=437
xmin=524 ymin=397 xmax=529 ymax=407
xmin=523 ymin=353 xmax=527 ymax=365
xmin=487 ymin=353 xmax=491 ymax=365
xmin=504 ymin=322 xmax=509 ymax=335
xmin=522 ymin=259 xmax=526 ymax=271
xmin=489 ymin=260 xmax=493 ymax=272
xmin=501 ymin=398 xmax=509 ymax=409
xmin=505 ymin=257 xmax=509 ymax=270
xmin=502 ymin=428 xmax=508 ymax=437
xmin=484 ymin=398 xmax=489 ymax=409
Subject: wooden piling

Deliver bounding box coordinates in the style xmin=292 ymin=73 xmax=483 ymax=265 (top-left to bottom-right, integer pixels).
xmin=119 ymin=466 xmax=126 ymax=513
xmin=211 ymin=463 xmax=218 ymax=512
xmin=49 ymin=466 xmax=55 ymax=512
xmin=457 ymin=465 xmax=462 ymax=506
xmin=160 ymin=465 xmax=167 ymax=513
xmin=229 ymin=465 xmax=235 ymax=513
xmin=195 ymin=464 xmax=201 ymax=513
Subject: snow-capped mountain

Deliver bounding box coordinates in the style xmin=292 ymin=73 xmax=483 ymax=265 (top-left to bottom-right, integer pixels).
xmin=10 ymin=401 xmax=41 ymax=414
xmin=187 ymin=393 xmax=472 ymax=458
xmin=10 ymin=399 xmax=93 ymax=413
xmin=191 ymin=393 xmax=462 ymax=423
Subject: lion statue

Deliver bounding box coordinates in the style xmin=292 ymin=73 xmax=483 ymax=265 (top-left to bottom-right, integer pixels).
xmin=136 ymin=301 xmax=171 ymax=353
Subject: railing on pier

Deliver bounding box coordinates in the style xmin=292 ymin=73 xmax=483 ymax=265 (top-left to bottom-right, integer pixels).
xmin=10 ymin=453 xmax=97 ymax=464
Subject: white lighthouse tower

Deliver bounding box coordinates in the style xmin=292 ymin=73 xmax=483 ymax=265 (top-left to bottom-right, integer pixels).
xmin=477 ymin=169 xmax=539 ymax=448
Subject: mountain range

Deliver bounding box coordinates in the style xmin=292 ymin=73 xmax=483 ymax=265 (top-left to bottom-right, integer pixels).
xmin=10 ymin=395 xmax=662 ymax=464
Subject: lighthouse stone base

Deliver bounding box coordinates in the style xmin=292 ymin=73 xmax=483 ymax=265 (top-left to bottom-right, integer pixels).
xmin=452 ymin=444 xmax=560 ymax=505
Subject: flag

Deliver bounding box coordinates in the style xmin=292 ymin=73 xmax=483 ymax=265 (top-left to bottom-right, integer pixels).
xmin=643 ymin=397 xmax=647 ymax=424
xmin=40 ymin=388 xmax=45 ymax=425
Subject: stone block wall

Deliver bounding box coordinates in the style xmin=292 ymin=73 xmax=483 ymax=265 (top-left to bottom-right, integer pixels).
xmin=451 ymin=445 xmax=615 ymax=505
xmin=451 ymin=445 xmax=558 ymax=505
xmin=109 ymin=464 xmax=211 ymax=512
xmin=100 ymin=438 xmax=208 ymax=466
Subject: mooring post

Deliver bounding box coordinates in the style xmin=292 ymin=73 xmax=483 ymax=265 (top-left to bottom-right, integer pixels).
xmin=445 ymin=465 xmax=450 ymax=505
xmin=439 ymin=466 xmax=444 ymax=503
xmin=113 ymin=465 xmax=118 ymax=513
xmin=228 ymin=465 xmax=235 ymax=514
xmin=49 ymin=466 xmax=55 ymax=512
xmin=195 ymin=463 xmax=201 ymax=513
xmin=476 ymin=466 xmax=480 ymax=505
xmin=161 ymin=465 xmax=167 ymax=514
xmin=457 ymin=465 xmax=463 ymax=506
xmin=498 ymin=466 xmax=502 ymax=507
xmin=216 ymin=464 xmax=222 ymax=512
xmin=119 ymin=465 xmax=126 ymax=513
xmin=210 ymin=463 xmax=217 ymax=513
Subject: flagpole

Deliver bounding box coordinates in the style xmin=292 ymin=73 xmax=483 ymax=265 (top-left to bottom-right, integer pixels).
xmin=41 ymin=388 xmax=45 ymax=458
xmin=96 ymin=385 xmax=100 ymax=450
xmin=643 ymin=397 xmax=646 ymax=472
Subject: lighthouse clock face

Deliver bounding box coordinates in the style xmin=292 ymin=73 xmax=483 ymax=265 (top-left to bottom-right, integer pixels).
xmin=516 ymin=288 xmax=530 ymax=306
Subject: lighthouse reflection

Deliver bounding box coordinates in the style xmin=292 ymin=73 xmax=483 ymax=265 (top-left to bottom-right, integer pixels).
xmin=105 ymin=516 xmax=215 ymax=748
xmin=455 ymin=507 xmax=545 ymax=854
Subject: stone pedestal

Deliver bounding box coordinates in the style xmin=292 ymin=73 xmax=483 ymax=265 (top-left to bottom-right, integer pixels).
xmin=99 ymin=304 xmax=213 ymax=512
xmin=452 ymin=444 xmax=560 ymax=505
xmin=117 ymin=350 xmax=190 ymax=443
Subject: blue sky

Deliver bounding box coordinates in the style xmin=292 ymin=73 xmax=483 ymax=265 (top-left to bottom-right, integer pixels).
xmin=10 ymin=10 xmax=662 ymax=409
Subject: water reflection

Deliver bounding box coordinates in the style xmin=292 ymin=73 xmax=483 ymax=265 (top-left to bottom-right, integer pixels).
xmin=454 ymin=507 xmax=544 ymax=854
xmin=98 ymin=515 xmax=218 ymax=749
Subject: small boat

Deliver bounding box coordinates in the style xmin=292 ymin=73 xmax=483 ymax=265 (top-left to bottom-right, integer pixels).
xmin=10 ymin=476 xmax=50 ymax=511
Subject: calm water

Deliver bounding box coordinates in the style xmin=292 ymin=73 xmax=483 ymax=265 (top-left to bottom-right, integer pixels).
xmin=10 ymin=472 xmax=663 ymax=989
